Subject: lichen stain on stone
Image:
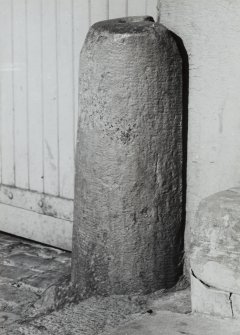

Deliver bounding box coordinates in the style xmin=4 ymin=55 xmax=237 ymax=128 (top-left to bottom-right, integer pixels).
xmin=120 ymin=128 xmax=132 ymax=144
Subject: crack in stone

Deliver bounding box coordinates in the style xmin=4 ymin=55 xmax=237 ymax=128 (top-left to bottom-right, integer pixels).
xmin=191 ymin=269 xmax=211 ymax=288
xmin=229 ymin=293 xmax=234 ymax=318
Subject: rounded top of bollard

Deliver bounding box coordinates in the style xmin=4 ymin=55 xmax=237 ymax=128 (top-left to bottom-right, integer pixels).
xmin=91 ymin=16 xmax=157 ymax=35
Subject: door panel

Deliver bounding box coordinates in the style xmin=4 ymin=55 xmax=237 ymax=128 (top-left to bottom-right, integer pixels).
xmin=0 ymin=0 xmax=158 ymax=250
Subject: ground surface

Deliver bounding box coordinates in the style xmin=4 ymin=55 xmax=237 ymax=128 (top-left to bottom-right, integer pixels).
xmin=108 ymin=310 xmax=240 ymax=335
xmin=0 ymin=232 xmax=71 ymax=328
xmin=0 ymin=232 xmax=240 ymax=334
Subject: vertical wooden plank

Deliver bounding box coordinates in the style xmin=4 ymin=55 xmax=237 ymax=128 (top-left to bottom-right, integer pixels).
xmin=0 ymin=0 xmax=15 ymax=186
xmin=109 ymin=0 xmax=127 ymax=18
xmin=57 ymin=0 xmax=74 ymax=199
xmin=42 ymin=0 xmax=58 ymax=196
xmin=125 ymin=0 xmax=128 ymax=16
xmin=26 ymin=0 xmax=44 ymax=192
xmin=72 ymin=0 xmax=90 ymax=141
xmin=0 ymin=76 xmax=2 ymax=184
xmin=145 ymin=0 xmax=158 ymax=20
xmin=0 ymin=2 xmax=3 ymax=184
xmin=128 ymin=0 xmax=146 ymax=16
xmin=13 ymin=0 xmax=29 ymax=189
xmin=91 ymin=0 xmax=108 ymax=24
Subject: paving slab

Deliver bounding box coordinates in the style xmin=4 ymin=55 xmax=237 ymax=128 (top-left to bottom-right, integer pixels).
xmin=0 ymin=232 xmax=71 ymax=330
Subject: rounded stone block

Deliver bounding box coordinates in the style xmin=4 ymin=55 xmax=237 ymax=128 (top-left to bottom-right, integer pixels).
xmin=72 ymin=17 xmax=183 ymax=297
xmin=191 ymin=188 xmax=240 ymax=294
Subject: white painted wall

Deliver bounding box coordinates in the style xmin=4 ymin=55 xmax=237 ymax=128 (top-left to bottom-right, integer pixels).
xmin=0 ymin=0 xmax=158 ymax=249
xmin=160 ymin=1 xmax=240 ymax=264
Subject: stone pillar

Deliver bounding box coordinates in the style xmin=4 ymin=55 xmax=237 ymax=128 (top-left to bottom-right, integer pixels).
xmin=72 ymin=16 xmax=183 ymax=298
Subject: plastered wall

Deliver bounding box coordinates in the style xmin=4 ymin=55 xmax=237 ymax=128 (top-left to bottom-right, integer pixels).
xmin=160 ymin=0 xmax=240 ymax=269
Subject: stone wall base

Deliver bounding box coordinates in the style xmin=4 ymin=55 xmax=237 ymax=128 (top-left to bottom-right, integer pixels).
xmin=191 ymin=187 xmax=240 ymax=319
xmin=191 ymin=271 xmax=240 ymax=319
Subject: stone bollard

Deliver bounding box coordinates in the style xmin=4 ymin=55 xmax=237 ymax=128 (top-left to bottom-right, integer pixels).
xmin=191 ymin=188 xmax=240 ymax=318
xmin=72 ymin=16 xmax=183 ymax=298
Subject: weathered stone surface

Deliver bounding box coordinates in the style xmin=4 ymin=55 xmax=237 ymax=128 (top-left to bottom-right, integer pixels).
xmin=190 ymin=188 xmax=240 ymax=319
xmin=191 ymin=272 xmax=233 ymax=318
xmin=231 ymin=294 xmax=240 ymax=319
xmin=191 ymin=271 xmax=240 ymax=319
xmin=72 ymin=16 xmax=183 ymax=296
xmin=191 ymin=188 xmax=240 ymax=294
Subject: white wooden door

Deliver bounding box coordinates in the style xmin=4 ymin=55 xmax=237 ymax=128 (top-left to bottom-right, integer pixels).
xmin=0 ymin=0 xmax=158 ymax=250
